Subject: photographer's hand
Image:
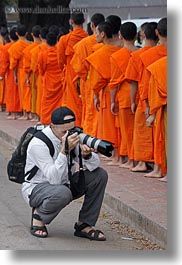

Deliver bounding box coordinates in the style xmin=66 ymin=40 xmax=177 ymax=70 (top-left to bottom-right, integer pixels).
xmin=61 ymin=132 xmax=80 ymax=154
xmin=80 ymin=144 xmax=93 ymax=159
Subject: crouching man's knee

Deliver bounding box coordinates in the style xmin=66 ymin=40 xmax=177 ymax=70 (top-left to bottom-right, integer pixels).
xmin=95 ymin=167 xmax=108 ymax=185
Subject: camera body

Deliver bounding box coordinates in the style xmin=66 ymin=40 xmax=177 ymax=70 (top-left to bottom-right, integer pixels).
xmin=68 ymin=126 xmax=83 ymax=135
xmin=68 ymin=126 xmax=114 ymax=157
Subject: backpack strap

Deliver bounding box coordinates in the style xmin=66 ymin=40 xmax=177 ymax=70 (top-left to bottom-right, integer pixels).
xmin=26 ymin=131 xmax=55 ymax=181
xmin=34 ymin=131 xmax=55 ymax=157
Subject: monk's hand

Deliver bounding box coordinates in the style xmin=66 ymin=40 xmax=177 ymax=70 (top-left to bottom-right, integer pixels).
xmin=80 ymin=144 xmax=93 ymax=159
xmin=131 ymin=103 xmax=136 ymax=114
xmin=26 ymin=78 xmax=31 ymax=87
xmin=94 ymin=95 xmax=100 ymax=112
xmin=146 ymin=114 xmax=156 ymax=127
xmin=111 ymin=102 xmax=119 ymax=115
xmin=0 ymin=76 xmax=4 ymax=81
xmin=14 ymin=75 xmax=18 ymax=85
xmin=61 ymin=132 xmax=80 ymax=154
xmin=145 ymin=105 xmax=150 ymax=118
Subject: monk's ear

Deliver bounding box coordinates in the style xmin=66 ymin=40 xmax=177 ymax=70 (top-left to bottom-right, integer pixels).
xmin=70 ymin=19 xmax=74 ymax=26
xmin=100 ymin=31 xmax=105 ymax=39
xmin=119 ymin=32 xmax=123 ymax=40
xmin=155 ymin=28 xmax=159 ymax=37
xmin=90 ymin=22 xmax=94 ymax=31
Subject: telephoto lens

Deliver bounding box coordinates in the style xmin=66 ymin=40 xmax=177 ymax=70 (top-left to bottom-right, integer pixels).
xmin=68 ymin=127 xmax=114 ymax=157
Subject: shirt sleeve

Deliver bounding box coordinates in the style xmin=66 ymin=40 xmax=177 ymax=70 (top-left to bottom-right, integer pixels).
xmin=83 ymin=152 xmax=100 ymax=171
xmin=26 ymin=139 xmax=68 ymax=185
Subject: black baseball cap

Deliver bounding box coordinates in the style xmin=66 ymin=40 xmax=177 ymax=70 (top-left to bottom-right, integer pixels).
xmin=51 ymin=107 xmax=76 ymax=125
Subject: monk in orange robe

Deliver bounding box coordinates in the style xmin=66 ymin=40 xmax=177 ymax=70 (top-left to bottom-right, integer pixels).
xmin=146 ymin=56 xmax=167 ymax=181
xmin=23 ymin=25 xmax=41 ymax=120
xmin=0 ymin=29 xmax=8 ymax=112
xmin=8 ymin=24 xmax=29 ymax=117
xmin=0 ymin=28 xmax=21 ymax=119
xmin=0 ymin=42 xmax=5 ymax=111
xmin=30 ymin=27 xmax=49 ymax=121
xmin=57 ymin=12 xmax=88 ymax=126
xmin=139 ymin=17 xmax=167 ymax=178
xmin=109 ymin=22 xmax=138 ymax=168
xmin=125 ymin=22 xmax=158 ymax=172
xmin=70 ymin=13 xmax=105 ymax=135
xmin=87 ymin=21 xmax=122 ymax=162
xmin=38 ymin=33 xmax=64 ymax=125
xmin=139 ymin=18 xmax=167 ymax=115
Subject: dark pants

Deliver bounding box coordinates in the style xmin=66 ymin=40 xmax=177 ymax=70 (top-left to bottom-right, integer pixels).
xmin=29 ymin=167 xmax=108 ymax=225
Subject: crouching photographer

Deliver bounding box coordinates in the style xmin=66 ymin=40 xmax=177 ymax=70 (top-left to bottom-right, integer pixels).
xmin=22 ymin=106 xmax=108 ymax=241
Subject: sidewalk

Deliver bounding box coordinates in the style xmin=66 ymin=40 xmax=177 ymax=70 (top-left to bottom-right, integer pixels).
xmin=0 ymin=112 xmax=167 ymax=248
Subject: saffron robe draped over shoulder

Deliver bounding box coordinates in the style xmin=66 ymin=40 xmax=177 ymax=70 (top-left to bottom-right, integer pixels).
xmin=38 ymin=45 xmax=64 ymax=124
xmin=71 ymin=34 xmax=99 ymax=135
xmin=8 ymin=39 xmax=30 ymax=110
xmin=87 ymin=44 xmax=120 ymax=145
xmin=147 ymin=56 xmax=167 ymax=175
xmin=140 ymin=45 xmax=167 ymax=101
xmin=125 ymin=46 xmax=154 ymax=162
xmin=0 ymin=42 xmax=21 ymax=112
xmin=57 ymin=28 xmax=88 ymax=126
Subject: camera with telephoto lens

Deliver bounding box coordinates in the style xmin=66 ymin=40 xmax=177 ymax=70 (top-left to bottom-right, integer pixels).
xmin=68 ymin=126 xmax=114 ymax=157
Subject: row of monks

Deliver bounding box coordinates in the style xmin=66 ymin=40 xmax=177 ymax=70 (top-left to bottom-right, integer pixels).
xmin=0 ymin=13 xmax=167 ymax=181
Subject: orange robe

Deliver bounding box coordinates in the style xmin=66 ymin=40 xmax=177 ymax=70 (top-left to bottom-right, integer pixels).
xmin=109 ymin=47 xmax=135 ymax=159
xmin=0 ymin=44 xmax=5 ymax=106
xmin=31 ymin=42 xmax=48 ymax=116
xmin=87 ymin=44 xmax=120 ymax=145
xmin=147 ymin=56 xmax=167 ymax=175
xmin=8 ymin=39 xmax=30 ymax=110
xmin=140 ymin=45 xmax=167 ymax=101
xmin=0 ymin=42 xmax=21 ymax=112
xmin=125 ymin=46 xmax=154 ymax=162
xmin=23 ymin=41 xmax=40 ymax=112
xmin=70 ymin=34 xmax=99 ymax=135
xmin=38 ymin=45 xmax=64 ymax=125
xmin=57 ymin=28 xmax=88 ymax=126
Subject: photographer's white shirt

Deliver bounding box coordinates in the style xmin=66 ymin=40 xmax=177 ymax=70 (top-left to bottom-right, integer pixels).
xmin=22 ymin=126 xmax=100 ymax=204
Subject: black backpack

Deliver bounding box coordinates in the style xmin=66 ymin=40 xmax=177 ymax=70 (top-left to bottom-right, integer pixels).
xmin=7 ymin=126 xmax=54 ymax=184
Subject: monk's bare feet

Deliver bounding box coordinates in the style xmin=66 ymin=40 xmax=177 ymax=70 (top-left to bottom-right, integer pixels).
xmin=30 ymin=117 xmax=39 ymax=122
xmin=119 ymin=160 xmax=134 ymax=169
xmin=100 ymin=155 xmax=112 ymax=161
xmin=144 ymin=164 xmax=162 ymax=178
xmin=144 ymin=171 xmax=162 ymax=178
xmin=131 ymin=161 xmax=147 ymax=172
xmin=159 ymin=175 xmax=167 ymax=182
xmin=107 ymin=160 xmax=121 ymax=166
xmin=18 ymin=115 xmax=28 ymax=120
xmin=7 ymin=113 xmax=17 ymax=120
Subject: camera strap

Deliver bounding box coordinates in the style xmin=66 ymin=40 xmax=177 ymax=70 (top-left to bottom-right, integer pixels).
xmin=65 ymin=136 xmax=83 ymax=182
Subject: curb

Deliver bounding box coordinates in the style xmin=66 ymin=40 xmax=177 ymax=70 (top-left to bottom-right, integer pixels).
xmin=103 ymin=193 xmax=167 ymax=248
xmin=0 ymin=128 xmax=167 ymax=248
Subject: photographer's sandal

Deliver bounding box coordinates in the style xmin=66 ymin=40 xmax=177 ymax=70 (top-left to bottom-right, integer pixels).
xmin=30 ymin=208 xmax=48 ymax=238
xmin=74 ymin=222 xmax=106 ymax=241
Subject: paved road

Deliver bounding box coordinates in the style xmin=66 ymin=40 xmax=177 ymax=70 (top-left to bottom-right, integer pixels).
xmin=0 ymin=139 xmax=146 ymax=250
